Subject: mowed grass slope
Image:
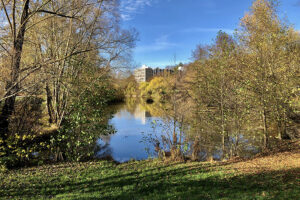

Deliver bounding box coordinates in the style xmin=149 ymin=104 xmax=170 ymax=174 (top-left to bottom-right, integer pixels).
xmin=1 ymin=146 xmax=300 ymax=200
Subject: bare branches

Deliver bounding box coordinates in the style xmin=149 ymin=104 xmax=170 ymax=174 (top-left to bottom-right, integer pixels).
xmin=0 ymin=0 xmax=13 ymax=38
xmin=34 ymin=9 xmax=77 ymax=19
xmin=0 ymin=47 xmax=96 ymax=101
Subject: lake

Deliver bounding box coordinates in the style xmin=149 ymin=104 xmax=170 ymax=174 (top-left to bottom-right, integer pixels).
xmin=95 ymin=101 xmax=265 ymax=163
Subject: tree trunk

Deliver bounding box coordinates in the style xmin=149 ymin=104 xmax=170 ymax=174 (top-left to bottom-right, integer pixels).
xmin=46 ymin=83 xmax=55 ymax=124
xmin=192 ymin=135 xmax=200 ymax=161
xmin=0 ymin=0 xmax=30 ymax=148
xmin=262 ymin=108 xmax=268 ymax=148
xmin=0 ymin=92 xmax=16 ymax=142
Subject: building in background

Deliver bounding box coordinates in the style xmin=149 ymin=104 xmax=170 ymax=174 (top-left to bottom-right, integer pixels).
xmin=134 ymin=65 xmax=153 ymax=83
xmin=134 ymin=65 xmax=177 ymax=83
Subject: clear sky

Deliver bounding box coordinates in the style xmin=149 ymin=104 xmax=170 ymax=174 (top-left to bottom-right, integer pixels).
xmin=120 ymin=0 xmax=300 ymax=68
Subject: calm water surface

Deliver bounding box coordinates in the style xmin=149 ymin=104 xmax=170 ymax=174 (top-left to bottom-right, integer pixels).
xmin=96 ymin=102 xmax=264 ymax=162
xmin=96 ymin=104 xmax=162 ymax=162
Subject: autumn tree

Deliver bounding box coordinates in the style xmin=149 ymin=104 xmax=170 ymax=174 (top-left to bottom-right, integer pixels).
xmin=32 ymin=0 xmax=136 ymax=127
xmin=238 ymin=0 xmax=300 ymax=143
xmin=0 ymin=0 xmax=77 ymax=149
xmin=0 ymin=0 xmax=136 ymax=156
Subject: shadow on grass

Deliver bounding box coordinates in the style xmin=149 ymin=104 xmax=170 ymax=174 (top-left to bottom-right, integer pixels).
xmin=1 ymin=163 xmax=299 ymax=200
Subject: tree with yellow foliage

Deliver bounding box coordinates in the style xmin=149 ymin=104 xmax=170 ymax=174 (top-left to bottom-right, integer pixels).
xmin=238 ymin=0 xmax=300 ymax=143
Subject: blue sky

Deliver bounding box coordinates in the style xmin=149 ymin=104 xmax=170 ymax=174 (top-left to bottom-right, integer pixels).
xmin=120 ymin=0 xmax=300 ymax=68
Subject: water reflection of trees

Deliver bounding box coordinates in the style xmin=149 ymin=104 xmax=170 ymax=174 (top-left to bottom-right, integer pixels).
xmin=131 ymin=98 xmax=265 ymax=161
xmin=124 ymin=98 xmax=173 ymax=118
xmin=102 ymin=99 xmax=266 ymax=162
xmin=184 ymin=104 xmax=265 ymax=161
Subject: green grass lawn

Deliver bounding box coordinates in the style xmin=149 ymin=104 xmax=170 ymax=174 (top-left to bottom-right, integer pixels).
xmin=1 ymin=153 xmax=300 ymax=200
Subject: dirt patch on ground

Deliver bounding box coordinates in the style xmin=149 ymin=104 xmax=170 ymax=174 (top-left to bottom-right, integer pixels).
xmin=223 ymin=140 xmax=300 ymax=175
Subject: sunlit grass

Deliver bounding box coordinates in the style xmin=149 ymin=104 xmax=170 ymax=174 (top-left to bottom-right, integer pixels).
xmin=1 ymin=150 xmax=299 ymax=200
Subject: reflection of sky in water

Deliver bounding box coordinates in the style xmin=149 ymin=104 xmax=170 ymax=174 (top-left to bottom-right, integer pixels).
xmin=96 ymin=103 xmax=264 ymax=163
xmin=96 ymin=106 xmax=162 ymax=162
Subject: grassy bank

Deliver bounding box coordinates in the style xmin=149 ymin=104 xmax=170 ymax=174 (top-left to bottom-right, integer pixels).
xmin=1 ymin=143 xmax=299 ymax=200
